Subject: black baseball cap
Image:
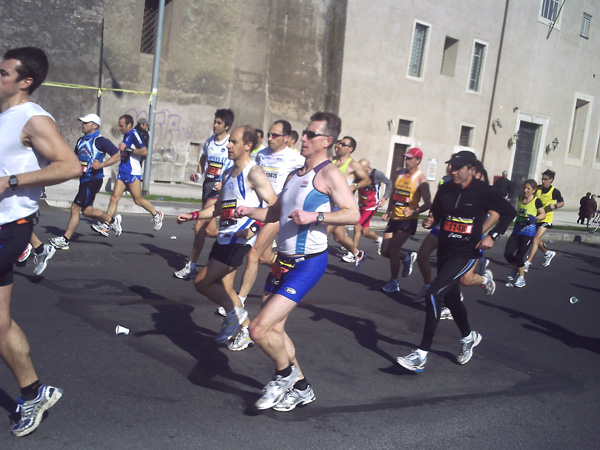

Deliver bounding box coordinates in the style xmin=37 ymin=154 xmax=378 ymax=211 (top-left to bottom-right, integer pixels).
xmin=446 ymin=151 xmax=477 ymax=168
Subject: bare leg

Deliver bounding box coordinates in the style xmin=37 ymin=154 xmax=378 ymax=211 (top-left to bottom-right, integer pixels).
xmin=127 ymin=179 xmax=157 ymax=216
xmin=107 ymin=179 xmax=126 ymax=218
xmin=527 ymin=226 xmax=548 ymax=263
xmin=416 ymin=232 xmax=438 ymax=285
xmin=381 ymin=230 xmax=411 ymax=279
xmin=238 ymin=222 xmax=280 ymax=298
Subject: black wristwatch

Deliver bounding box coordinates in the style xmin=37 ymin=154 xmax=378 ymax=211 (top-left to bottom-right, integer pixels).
xmin=249 ymin=223 xmax=259 ymax=234
xmin=316 ymin=212 xmax=324 ymax=224
xmin=488 ymin=231 xmax=501 ymax=241
xmin=9 ymin=175 xmax=18 ymax=190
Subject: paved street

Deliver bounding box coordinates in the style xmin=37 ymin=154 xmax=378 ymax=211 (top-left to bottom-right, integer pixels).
xmin=2 ymin=206 xmax=599 ymax=449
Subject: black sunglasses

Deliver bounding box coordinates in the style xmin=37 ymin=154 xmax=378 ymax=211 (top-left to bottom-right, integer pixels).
xmin=302 ymin=130 xmax=331 ymax=139
xmin=267 ymin=133 xmax=287 ymax=139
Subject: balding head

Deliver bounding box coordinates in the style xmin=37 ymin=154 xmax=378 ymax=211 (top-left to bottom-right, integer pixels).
xmin=359 ymin=158 xmax=371 ymax=174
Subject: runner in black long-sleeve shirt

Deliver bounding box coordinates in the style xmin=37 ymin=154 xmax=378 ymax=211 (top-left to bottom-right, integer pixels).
xmin=397 ymin=151 xmax=516 ymax=372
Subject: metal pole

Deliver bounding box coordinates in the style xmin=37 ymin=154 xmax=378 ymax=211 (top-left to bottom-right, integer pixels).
xmin=142 ymin=0 xmax=165 ymax=195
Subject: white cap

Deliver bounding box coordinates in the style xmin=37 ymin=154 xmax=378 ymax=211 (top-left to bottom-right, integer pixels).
xmin=78 ymin=113 xmax=101 ymax=126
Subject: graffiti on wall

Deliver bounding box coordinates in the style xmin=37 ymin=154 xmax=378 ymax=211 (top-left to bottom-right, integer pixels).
xmin=123 ymin=108 xmax=205 ymax=147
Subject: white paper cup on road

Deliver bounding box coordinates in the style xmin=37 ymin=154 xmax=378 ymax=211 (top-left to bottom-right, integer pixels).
xmin=115 ymin=325 xmax=130 ymax=335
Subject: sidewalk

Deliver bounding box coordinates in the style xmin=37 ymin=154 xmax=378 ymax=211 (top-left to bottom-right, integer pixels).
xmin=43 ymin=179 xmax=600 ymax=243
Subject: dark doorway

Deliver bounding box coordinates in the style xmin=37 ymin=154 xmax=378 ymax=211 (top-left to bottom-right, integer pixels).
xmin=390 ymin=143 xmax=409 ymax=181
xmin=511 ymin=121 xmax=539 ymax=201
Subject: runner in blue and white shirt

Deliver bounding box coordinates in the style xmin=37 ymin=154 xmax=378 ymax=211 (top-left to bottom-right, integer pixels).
xmin=91 ymin=114 xmax=164 ymax=237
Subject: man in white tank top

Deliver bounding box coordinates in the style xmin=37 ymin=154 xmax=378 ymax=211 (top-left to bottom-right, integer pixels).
xmin=235 ymin=112 xmax=360 ymax=412
xmin=0 ymin=47 xmax=80 ymax=437
xmin=236 ymin=120 xmax=305 ymax=308
xmin=177 ymin=126 xmax=276 ymax=346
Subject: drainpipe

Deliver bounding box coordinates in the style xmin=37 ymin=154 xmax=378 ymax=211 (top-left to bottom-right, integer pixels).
xmin=481 ymin=0 xmax=509 ymax=164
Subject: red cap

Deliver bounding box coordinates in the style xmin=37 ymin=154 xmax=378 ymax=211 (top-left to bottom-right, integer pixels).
xmin=405 ymin=147 xmax=423 ymax=159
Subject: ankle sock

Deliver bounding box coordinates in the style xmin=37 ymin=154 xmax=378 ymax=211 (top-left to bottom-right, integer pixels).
xmin=294 ymin=378 xmax=309 ymax=390
xmin=276 ymin=365 xmax=292 ymax=378
xmin=21 ymin=380 xmax=42 ymax=401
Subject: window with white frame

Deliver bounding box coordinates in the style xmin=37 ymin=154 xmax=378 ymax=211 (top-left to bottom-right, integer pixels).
xmin=459 ymin=126 xmax=474 ymax=147
xmin=397 ymin=119 xmax=413 ymax=137
xmin=568 ymin=98 xmax=591 ymax=160
xmin=541 ymin=0 xmax=560 ymax=21
xmin=581 ymin=13 xmax=591 ymax=39
xmin=408 ymin=22 xmax=429 ymax=78
xmin=467 ymin=41 xmax=486 ymax=92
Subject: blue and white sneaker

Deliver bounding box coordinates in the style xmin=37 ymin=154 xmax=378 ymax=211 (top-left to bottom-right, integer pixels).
xmin=11 ymin=384 xmax=63 ymax=437
xmin=396 ymin=351 xmax=427 ymax=372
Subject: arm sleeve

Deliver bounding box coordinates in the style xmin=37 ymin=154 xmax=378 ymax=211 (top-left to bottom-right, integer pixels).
xmin=374 ymin=170 xmax=393 ymax=197
xmin=131 ymin=130 xmax=145 ymax=149
xmin=553 ymin=189 xmax=564 ymax=203
xmin=95 ymin=137 xmax=119 ymax=156
xmin=535 ymin=198 xmax=544 ymax=209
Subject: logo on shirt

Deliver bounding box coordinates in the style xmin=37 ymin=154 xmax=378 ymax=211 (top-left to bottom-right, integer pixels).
xmin=300 ymin=181 xmax=309 ymax=188
xmin=285 ymin=287 xmax=297 ymax=295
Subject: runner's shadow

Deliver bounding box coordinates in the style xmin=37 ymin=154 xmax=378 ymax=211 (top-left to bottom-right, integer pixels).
xmin=479 ymin=300 xmax=600 ymax=356
xmin=140 ymin=243 xmax=191 ymax=270
xmin=127 ymin=285 xmax=262 ymax=407
xmin=0 ymin=388 xmax=18 ymax=421
xmin=300 ymin=303 xmax=407 ymax=364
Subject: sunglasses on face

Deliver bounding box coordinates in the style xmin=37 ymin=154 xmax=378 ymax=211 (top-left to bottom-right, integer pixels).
xmin=302 ymin=130 xmax=331 ymax=140
xmin=268 ymin=133 xmax=286 ymax=139
xmin=338 ymin=142 xmax=351 ymax=147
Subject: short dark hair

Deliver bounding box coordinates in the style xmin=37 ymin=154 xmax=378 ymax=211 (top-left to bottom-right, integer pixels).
xmin=309 ymin=112 xmax=341 ymax=144
xmin=342 ymin=136 xmax=357 ymax=152
xmin=524 ymin=179 xmax=538 ymax=190
xmin=290 ymin=130 xmax=299 ymax=142
xmin=542 ymin=169 xmax=555 ymax=180
xmin=119 ymin=114 xmax=134 ymax=126
xmin=474 ymin=160 xmax=489 ymax=184
xmin=240 ymin=125 xmax=258 ymax=150
xmin=3 ymin=47 xmax=49 ymax=94
xmin=256 ymin=129 xmax=264 ymax=139
xmin=273 ymin=120 xmax=292 ymax=136
xmin=215 ymin=108 xmax=235 ymax=128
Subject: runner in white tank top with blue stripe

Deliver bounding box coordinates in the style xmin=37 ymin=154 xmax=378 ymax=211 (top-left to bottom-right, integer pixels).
xmin=233 ymin=112 xmax=360 ymax=412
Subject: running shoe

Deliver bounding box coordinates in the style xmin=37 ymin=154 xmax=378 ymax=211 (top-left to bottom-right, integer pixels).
xmin=524 ymin=261 xmax=531 ymax=273
xmin=49 ymin=236 xmax=69 ymax=250
xmin=153 ymin=210 xmax=164 ymax=231
xmin=482 ymin=269 xmax=496 ymax=296
xmin=173 ymin=261 xmax=197 ymax=280
xmin=33 ymin=245 xmax=56 ymax=276
xmin=381 ymin=279 xmax=399 ymax=293
xmin=214 ymin=307 xmax=247 ymax=343
xmin=216 ymin=307 xmax=226 ymax=317
xmin=112 ymin=214 xmax=123 ymax=236
xmin=11 ymin=384 xmax=63 ymax=437
xmin=396 ymin=351 xmax=427 ymax=372
xmin=542 ymin=250 xmax=556 ymax=267
xmin=341 ymin=251 xmax=355 ymax=263
xmin=272 ymin=385 xmax=316 ymax=412
xmin=17 ymin=244 xmax=33 ymax=263
xmin=401 ymin=251 xmax=417 ymax=278
xmin=411 ymin=284 xmax=430 ymax=303
xmin=354 ymin=250 xmax=367 ymax=271
xmin=91 ymin=221 xmax=110 ymax=237
xmin=440 ymin=307 xmax=453 ymax=320
xmin=255 ymin=365 xmax=300 ymax=410
xmin=457 ymin=331 xmax=482 ymax=365
xmin=477 ymin=257 xmax=489 ymax=276
xmin=507 ymin=268 xmax=519 ymax=281
xmin=514 ymin=276 xmax=526 ymax=288
xmin=227 ymin=327 xmax=253 ymax=351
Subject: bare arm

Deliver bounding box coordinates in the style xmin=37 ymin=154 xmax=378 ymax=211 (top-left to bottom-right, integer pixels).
xmin=350 ymin=161 xmax=370 ymax=191
xmin=0 ymin=115 xmax=80 ymax=194
xmin=90 ymin=151 xmax=121 ymax=170
xmin=249 ymin=165 xmax=277 ymax=206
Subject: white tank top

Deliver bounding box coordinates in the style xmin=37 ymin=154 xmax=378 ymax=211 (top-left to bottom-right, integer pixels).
xmin=0 ymin=102 xmax=52 ymax=225
xmin=217 ymin=160 xmax=261 ymax=246
xmin=255 ymin=146 xmax=305 ymax=195
xmin=277 ymin=160 xmax=332 ymax=255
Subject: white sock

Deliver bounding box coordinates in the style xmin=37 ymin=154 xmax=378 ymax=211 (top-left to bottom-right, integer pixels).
xmin=376 ymin=236 xmax=383 ymax=244
xmin=238 ymin=295 xmax=247 ymax=307
xmin=482 ymin=274 xmax=490 ymax=284
xmin=416 ymin=348 xmax=428 ymax=358
xmin=354 ymin=251 xmax=360 ymax=257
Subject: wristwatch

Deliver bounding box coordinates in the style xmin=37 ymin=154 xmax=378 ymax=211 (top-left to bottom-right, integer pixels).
xmin=352 ymin=183 xmax=359 ymax=190
xmin=9 ymin=175 xmax=18 ymax=190
xmin=488 ymin=231 xmax=501 ymax=241
xmin=316 ymin=211 xmax=324 ymax=224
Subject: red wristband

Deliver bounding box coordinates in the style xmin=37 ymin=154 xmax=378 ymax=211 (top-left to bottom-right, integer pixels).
xmin=190 ymin=211 xmax=199 ymax=220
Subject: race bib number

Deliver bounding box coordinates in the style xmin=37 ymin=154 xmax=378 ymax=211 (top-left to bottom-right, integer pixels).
xmin=206 ymin=161 xmax=224 ymax=179
xmin=220 ymin=199 xmax=237 ymax=227
xmin=392 ymin=188 xmax=410 ymax=207
xmin=442 ymin=215 xmax=474 ymax=236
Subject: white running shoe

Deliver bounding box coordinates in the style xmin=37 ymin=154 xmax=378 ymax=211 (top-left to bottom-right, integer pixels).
xmin=440 ymin=307 xmax=453 ymax=320
xmin=396 ymin=351 xmax=427 ymax=372
xmin=341 ymin=251 xmax=355 ymax=263
xmin=33 ymin=245 xmax=56 ymax=276
xmin=173 ymin=261 xmax=197 ymax=280
xmin=255 ymin=365 xmax=300 ymax=410
xmin=542 ymin=250 xmax=556 ymax=267
xmin=91 ymin=221 xmax=110 ymax=237
xmin=272 ymin=385 xmax=316 ymax=412
xmin=227 ymin=327 xmax=253 ymax=351
xmin=112 ymin=214 xmax=123 ymax=236
xmin=402 ymin=251 xmax=417 ymax=278
xmin=514 ymin=276 xmax=526 ymax=288
xmin=354 ymin=250 xmax=368 ymax=271
xmin=17 ymin=244 xmax=33 ymax=262
xmin=381 ymin=279 xmax=399 ymax=293
xmin=482 ymin=269 xmax=496 ymax=296
xmin=376 ymin=236 xmax=383 ymax=256
xmin=153 ymin=210 xmax=164 ymax=231
xmin=11 ymin=384 xmax=63 ymax=437
xmin=457 ymin=331 xmax=482 ymax=365
xmin=49 ymin=236 xmax=69 ymax=250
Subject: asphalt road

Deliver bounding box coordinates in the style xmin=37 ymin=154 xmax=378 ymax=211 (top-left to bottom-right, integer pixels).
xmin=2 ymin=205 xmax=599 ymax=449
